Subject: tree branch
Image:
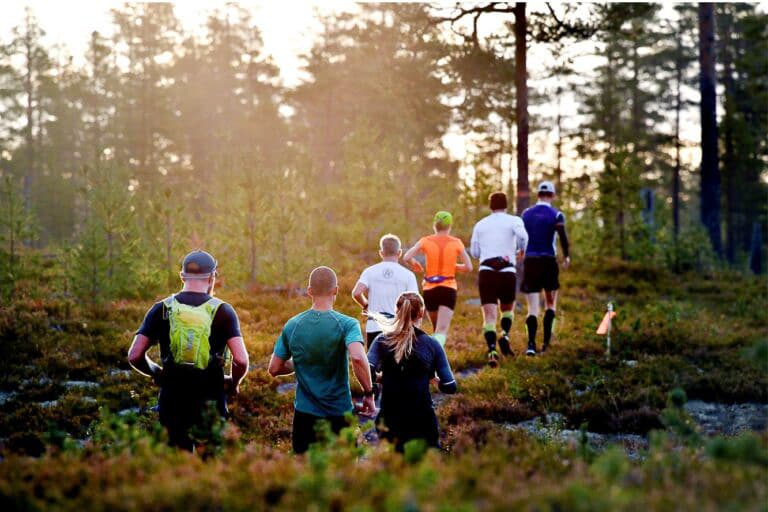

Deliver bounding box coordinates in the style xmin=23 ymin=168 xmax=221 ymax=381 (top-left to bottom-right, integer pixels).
xmin=431 ymin=2 xmax=516 ymax=49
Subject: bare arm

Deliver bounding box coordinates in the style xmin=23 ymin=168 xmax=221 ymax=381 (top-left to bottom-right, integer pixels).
xmin=128 ymin=334 xmax=162 ymax=380
xmin=402 ymin=241 xmax=424 ymax=272
xmin=348 ymin=341 xmax=376 ymax=416
xmin=469 ymin=226 xmax=480 ymax=259
xmin=268 ymin=354 xmax=294 ymax=377
xmin=351 ymin=282 xmax=369 ymax=311
xmin=226 ymin=336 xmax=249 ymax=393
xmin=348 ymin=342 xmax=373 ymax=391
xmin=456 ymin=249 xmax=473 ymax=273
xmin=515 ymin=221 xmax=528 ymax=260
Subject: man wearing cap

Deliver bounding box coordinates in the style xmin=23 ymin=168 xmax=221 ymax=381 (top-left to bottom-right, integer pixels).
xmin=470 ymin=192 xmax=529 ymax=366
xmin=128 ymin=250 xmax=249 ymax=451
xmin=521 ymin=182 xmax=571 ymax=356
xmin=268 ymin=266 xmax=376 ymax=454
xmin=403 ymin=211 xmax=473 ymax=347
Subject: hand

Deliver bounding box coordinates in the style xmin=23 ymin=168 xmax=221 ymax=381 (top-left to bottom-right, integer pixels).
xmin=516 ymin=250 xmax=525 ymax=263
xmin=562 ymin=256 xmax=571 ymax=270
xmin=224 ymin=376 xmax=240 ymax=399
xmin=356 ymin=395 xmax=377 ymax=417
xmin=151 ymin=366 xmax=164 ymax=386
xmin=410 ymin=260 xmax=424 ymax=273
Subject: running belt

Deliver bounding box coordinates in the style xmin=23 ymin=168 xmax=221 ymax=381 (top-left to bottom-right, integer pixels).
xmin=480 ymin=256 xmax=514 ymax=271
xmin=425 ymin=275 xmax=453 ymax=284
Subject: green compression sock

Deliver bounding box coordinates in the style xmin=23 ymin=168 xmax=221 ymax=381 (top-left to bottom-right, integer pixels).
xmin=525 ymin=315 xmax=538 ymax=346
xmin=543 ymin=309 xmax=556 ymax=346
xmin=433 ymin=333 xmax=447 ymax=347
xmin=483 ymin=323 xmax=496 ymax=351
xmin=500 ymin=311 xmax=513 ymax=334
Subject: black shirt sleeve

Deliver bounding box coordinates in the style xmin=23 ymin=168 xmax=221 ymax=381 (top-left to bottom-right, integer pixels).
xmin=213 ymin=303 xmax=241 ymax=341
xmin=136 ymin=302 xmax=164 ymax=344
xmin=431 ymin=338 xmax=457 ymax=394
xmin=555 ymin=224 xmax=570 ymax=258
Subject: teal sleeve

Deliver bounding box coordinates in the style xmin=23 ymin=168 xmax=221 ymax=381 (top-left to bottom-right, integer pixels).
xmin=343 ymin=316 xmax=363 ymax=346
xmin=273 ymin=327 xmax=291 ymax=360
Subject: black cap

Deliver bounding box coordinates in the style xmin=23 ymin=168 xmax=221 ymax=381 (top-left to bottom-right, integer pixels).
xmin=181 ymin=250 xmax=217 ymax=278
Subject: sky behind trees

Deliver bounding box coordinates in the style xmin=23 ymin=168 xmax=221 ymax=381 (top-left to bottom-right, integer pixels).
xmin=0 ymin=2 xmax=765 ymax=298
xmin=1 ymin=1 xmax=712 ymax=179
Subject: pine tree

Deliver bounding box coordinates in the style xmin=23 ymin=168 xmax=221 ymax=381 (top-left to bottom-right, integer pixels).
xmin=697 ymin=3 xmax=722 ymax=257
xmin=67 ymin=163 xmax=139 ymax=303
xmin=718 ymin=4 xmax=768 ymax=265
xmin=0 ymin=172 xmax=37 ymax=298
xmin=0 ymin=8 xmax=54 ymax=221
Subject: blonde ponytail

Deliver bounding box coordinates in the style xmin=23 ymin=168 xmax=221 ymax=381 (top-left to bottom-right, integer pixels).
xmin=370 ymin=292 xmax=424 ymax=364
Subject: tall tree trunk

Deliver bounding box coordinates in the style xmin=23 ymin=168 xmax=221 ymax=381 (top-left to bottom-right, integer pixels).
xmin=617 ymin=160 xmax=627 ymax=260
xmin=697 ymin=3 xmax=722 ymax=257
xmin=23 ymin=18 xmax=35 ymax=215
xmin=90 ymin=31 xmax=102 ymax=173
xmin=673 ymin=27 xmax=683 ymax=248
xmin=720 ymin=6 xmax=737 ymax=264
xmin=631 ymin=37 xmax=642 ymax=148
xmin=165 ymin=210 xmax=173 ymax=287
xmin=507 ymin=120 xmax=515 ymax=203
xmin=555 ymin=86 xmax=563 ymax=191
xmin=514 ymin=2 xmax=529 ymax=214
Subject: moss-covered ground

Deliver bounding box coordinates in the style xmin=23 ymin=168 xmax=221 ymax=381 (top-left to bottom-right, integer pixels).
xmin=0 ymin=259 xmax=766 ymax=510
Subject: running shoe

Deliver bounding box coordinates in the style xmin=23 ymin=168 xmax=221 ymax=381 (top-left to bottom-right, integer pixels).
xmin=526 ymin=342 xmax=536 ymax=357
xmin=541 ymin=341 xmax=549 ymax=354
xmin=498 ymin=334 xmax=513 ymax=356
xmin=487 ymin=350 xmax=500 ymax=367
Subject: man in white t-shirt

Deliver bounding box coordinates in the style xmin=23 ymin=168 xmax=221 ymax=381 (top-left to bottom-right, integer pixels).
xmin=470 ymin=191 xmax=529 ymax=367
xmin=352 ymin=234 xmax=419 ymax=348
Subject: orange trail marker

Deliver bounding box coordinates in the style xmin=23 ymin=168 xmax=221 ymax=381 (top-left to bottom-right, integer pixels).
xmin=596 ymin=303 xmax=616 ymax=357
xmin=596 ymin=311 xmax=617 ymax=335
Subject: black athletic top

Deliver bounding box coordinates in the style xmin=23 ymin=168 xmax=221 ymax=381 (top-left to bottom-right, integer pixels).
xmin=367 ymin=327 xmax=457 ymax=417
xmin=136 ymin=291 xmax=241 ymax=390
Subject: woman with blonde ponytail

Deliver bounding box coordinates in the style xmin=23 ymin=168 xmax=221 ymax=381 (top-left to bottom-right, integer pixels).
xmin=368 ymin=292 xmax=457 ymax=451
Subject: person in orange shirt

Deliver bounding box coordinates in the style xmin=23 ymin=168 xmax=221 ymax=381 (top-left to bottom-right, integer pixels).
xmin=403 ymin=211 xmax=473 ymax=347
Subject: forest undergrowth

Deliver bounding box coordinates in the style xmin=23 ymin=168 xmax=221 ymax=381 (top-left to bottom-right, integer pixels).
xmin=0 ymin=258 xmax=766 ymax=511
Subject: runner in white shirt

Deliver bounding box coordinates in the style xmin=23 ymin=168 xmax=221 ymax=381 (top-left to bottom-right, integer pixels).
xmin=470 ymin=192 xmax=528 ymax=367
xmin=352 ymin=234 xmax=419 ymax=348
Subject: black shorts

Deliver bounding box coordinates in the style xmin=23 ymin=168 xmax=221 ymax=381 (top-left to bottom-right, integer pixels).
xmin=292 ymin=410 xmax=349 ymax=454
xmin=423 ymin=286 xmax=457 ymax=312
xmin=378 ymin=409 xmax=440 ymax=452
xmin=478 ymin=270 xmax=517 ymax=305
xmin=158 ymin=374 xmax=228 ymax=451
xmin=521 ymin=257 xmax=560 ymax=293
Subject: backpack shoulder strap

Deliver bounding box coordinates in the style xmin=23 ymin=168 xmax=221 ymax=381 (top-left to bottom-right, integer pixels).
xmin=204 ymin=297 xmax=225 ymax=318
xmin=161 ymin=295 xmax=176 ymax=320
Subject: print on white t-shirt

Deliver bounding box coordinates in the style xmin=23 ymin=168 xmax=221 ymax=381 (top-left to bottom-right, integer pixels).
xmin=356 ymin=261 xmax=419 ymax=333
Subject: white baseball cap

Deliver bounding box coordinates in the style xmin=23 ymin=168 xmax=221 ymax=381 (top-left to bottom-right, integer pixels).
xmin=538 ymin=181 xmax=556 ymax=195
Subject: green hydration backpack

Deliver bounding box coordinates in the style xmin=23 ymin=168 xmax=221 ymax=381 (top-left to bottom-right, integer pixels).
xmin=162 ymin=295 xmax=223 ymax=370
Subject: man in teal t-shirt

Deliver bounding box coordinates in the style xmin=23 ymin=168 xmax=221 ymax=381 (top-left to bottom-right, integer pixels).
xmin=269 ymin=266 xmax=376 ymax=454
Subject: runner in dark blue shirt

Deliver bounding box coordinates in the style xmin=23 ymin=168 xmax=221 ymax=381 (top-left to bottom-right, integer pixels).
xmin=521 ymin=182 xmax=571 ymax=355
xmin=368 ymin=292 xmax=457 ymax=451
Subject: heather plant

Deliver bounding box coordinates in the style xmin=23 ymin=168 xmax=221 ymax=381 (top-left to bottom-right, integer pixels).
xmin=0 ymin=259 xmax=766 ymax=509
xmin=89 ymin=407 xmax=167 ymax=455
